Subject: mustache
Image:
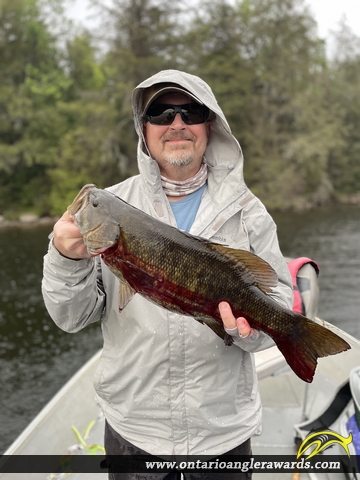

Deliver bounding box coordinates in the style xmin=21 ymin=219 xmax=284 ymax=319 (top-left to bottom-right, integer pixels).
xmin=162 ymin=132 xmax=195 ymax=142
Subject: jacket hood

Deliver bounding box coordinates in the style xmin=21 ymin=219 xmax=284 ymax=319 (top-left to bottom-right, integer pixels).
xmin=132 ymin=69 xmax=247 ymax=203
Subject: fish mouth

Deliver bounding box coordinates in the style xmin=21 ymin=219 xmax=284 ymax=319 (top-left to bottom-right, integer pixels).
xmin=68 ymin=184 xmax=120 ymax=256
xmin=67 ymin=184 xmax=97 ymax=218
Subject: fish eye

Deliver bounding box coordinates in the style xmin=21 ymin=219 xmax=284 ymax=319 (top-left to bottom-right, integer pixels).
xmin=93 ymin=199 xmax=99 ymax=207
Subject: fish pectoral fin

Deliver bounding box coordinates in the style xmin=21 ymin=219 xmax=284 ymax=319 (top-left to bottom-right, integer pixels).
xmin=118 ymin=280 xmax=135 ymax=311
xmin=209 ymin=244 xmax=278 ymax=293
xmin=194 ymin=317 xmax=234 ymax=347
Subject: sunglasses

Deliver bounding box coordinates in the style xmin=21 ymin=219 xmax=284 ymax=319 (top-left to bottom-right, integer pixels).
xmin=143 ymin=103 xmax=210 ymax=126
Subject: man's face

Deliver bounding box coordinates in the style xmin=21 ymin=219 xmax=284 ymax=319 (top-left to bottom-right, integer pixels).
xmin=143 ymin=92 xmax=211 ymax=178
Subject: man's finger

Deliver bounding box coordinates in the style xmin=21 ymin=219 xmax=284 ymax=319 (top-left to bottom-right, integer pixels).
xmin=53 ymin=210 xmax=90 ymax=259
xmin=218 ymin=301 xmax=236 ymax=329
xmin=236 ymin=317 xmax=252 ymax=338
xmin=62 ymin=210 xmax=75 ymax=222
xmin=219 ymin=302 xmax=252 ymax=338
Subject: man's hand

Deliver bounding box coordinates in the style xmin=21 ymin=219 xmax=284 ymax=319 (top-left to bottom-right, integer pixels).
xmin=219 ymin=301 xmax=252 ymax=338
xmin=53 ymin=211 xmax=90 ymax=260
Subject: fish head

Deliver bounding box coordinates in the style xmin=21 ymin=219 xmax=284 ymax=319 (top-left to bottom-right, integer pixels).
xmin=68 ymin=184 xmax=120 ymax=256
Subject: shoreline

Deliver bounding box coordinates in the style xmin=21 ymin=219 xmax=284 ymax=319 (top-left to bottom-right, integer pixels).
xmin=1 ymin=194 xmax=358 ymax=229
xmin=0 ymin=216 xmax=59 ymax=229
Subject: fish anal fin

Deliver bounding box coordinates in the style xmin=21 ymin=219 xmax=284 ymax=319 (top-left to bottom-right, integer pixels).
xmin=209 ymin=244 xmax=278 ymax=293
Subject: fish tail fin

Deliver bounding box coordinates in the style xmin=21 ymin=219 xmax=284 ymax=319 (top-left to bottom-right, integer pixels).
xmin=275 ymin=316 xmax=350 ymax=383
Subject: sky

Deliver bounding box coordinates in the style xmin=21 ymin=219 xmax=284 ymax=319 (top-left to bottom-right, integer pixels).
xmin=307 ymin=0 xmax=360 ymax=38
xmin=65 ymin=0 xmax=360 ymax=40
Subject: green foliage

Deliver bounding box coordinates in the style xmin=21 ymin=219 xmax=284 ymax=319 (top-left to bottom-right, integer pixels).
xmin=0 ymin=0 xmax=69 ymax=216
xmin=47 ymin=98 xmax=138 ymax=214
xmin=66 ymin=34 xmax=105 ymax=93
xmin=1 ymin=0 xmax=360 ymax=217
xmin=327 ymin=21 xmax=360 ymax=196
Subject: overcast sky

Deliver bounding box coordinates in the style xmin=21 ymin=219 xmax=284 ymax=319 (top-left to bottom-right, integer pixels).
xmin=65 ymin=0 xmax=360 ymax=39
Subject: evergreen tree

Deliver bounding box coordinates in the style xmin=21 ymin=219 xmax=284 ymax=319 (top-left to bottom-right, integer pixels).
xmin=0 ymin=0 xmax=70 ymax=215
xmin=1 ymin=0 xmax=359 ymax=216
xmin=180 ymin=0 xmax=344 ymax=209
xmin=327 ymin=20 xmax=360 ymax=197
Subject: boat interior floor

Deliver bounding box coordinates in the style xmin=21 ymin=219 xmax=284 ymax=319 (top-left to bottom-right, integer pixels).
xmin=253 ymin=360 xmax=356 ymax=480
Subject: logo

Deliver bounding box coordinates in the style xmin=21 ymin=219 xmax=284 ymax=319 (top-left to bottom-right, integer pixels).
xmin=297 ymin=429 xmax=353 ymax=460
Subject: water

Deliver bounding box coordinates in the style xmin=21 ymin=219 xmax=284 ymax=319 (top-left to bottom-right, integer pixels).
xmin=272 ymin=205 xmax=360 ymax=338
xmin=0 ymin=205 xmax=359 ymax=453
xmin=0 ymin=225 xmax=103 ymax=454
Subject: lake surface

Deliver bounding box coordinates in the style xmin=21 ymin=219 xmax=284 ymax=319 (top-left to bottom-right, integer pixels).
xmin=0 ymin=204 xmax=359 ymax=453
xmin=272 ymin=205 xmax=360 ymax=338
xmin=0 ymin=225 xmax=103 ymax=454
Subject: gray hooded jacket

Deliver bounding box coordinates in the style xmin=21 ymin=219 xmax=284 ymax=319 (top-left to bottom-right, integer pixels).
xmin=42 ymin=70 xmax=293 ymax=456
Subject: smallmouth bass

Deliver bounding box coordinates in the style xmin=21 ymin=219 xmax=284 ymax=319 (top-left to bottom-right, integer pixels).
xmin=68 ymin=185 xmax=350 ymax=382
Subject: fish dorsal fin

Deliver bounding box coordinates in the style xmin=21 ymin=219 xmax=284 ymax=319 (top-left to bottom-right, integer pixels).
xmin=209 ymin=244 xmax=278 ymax=293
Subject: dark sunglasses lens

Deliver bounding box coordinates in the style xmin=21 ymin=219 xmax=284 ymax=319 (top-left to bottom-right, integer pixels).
xmin=146 ymin=104 xmax=208 ymax=125
xmin=180 ymin=104 xmax=208 ymax=125
xmin=147 ymin=105 xmax=176 ymax=125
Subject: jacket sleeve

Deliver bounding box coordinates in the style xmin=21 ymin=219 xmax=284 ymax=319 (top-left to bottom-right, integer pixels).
xmin=228 ymin=193 xmax=294 ymax=353
xmin=245 ymin=195 xmax=293 ymax=309
xmin=225 ymin=325 xmax=273 ymax=351
xmin=41 ymin=237 xmax=106 ymax=333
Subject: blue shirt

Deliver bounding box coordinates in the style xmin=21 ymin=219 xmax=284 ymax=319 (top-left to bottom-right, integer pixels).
xmin=169 ymin=184 xmax=207 ymax=232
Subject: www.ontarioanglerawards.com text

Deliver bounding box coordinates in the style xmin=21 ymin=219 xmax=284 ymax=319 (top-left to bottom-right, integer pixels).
xmin=145 ymin=457 xmax=342 ymax=473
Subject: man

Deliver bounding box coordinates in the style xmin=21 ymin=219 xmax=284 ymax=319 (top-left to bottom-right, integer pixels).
xmin=42 ymin=70 xmax=293 ymax=479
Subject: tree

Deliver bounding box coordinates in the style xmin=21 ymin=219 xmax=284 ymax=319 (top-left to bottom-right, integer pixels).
xmin=49 ymin=0 xmax=190 ymax=213
xmin=327 ymin=20 xmax=360 ymax=197
xmin=180 ymin=0 xmax=343 ymax=209
xmin=65 ymin=34 xmax=105 ymax=94
xmin=0 ymin=0 xmax=71 ymax=216
xmin=1 ymin=0 xmax=360 ymax=216
xmin=97 ymin=0 xmax=184 ymax=86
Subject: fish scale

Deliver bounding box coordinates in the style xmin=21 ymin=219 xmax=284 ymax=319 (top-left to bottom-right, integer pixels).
xmin=68 ymin=184 xmax=351 ymax=383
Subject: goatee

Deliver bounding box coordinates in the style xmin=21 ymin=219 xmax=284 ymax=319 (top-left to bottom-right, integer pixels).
xmin=162 ymin=132 xmax=195 ymax=167
xmin=163 ymin=151 xmax=194 ymax=167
